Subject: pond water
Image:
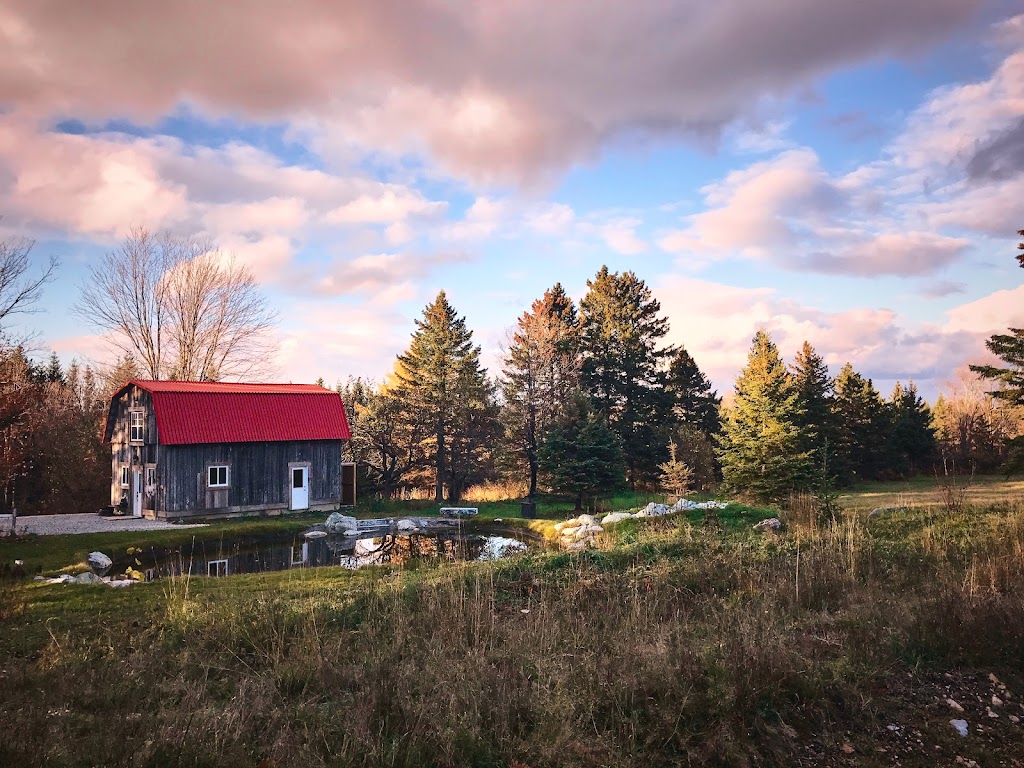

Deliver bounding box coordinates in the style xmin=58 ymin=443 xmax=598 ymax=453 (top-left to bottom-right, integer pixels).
xmin=121 ymin=528 xmax=532 ymax=580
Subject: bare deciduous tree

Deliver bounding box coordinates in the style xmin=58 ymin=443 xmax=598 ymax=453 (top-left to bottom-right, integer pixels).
xmin=78 ymin=228 xmax=278 ymax=381
xmin=0 ymin=235 xmax=57 ymax=344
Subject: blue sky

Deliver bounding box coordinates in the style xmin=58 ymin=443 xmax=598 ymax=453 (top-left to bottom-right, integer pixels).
xmin=1 ymin=1 xmax=1022 ymax=401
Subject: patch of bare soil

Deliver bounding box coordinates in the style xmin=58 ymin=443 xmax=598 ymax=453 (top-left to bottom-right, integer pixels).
xmin=796 ymin=668 xmax=1024 ymax=767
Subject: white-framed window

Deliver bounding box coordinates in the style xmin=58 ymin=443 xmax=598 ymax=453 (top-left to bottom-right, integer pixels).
xmin=146 ymin=466 xmax=156 ymax=488
xmin=208 ymin=465 xmax=229 ymax=488
xmin=208 ymin=559 xmax=228 ymax=577
xmin=120 ymin=466 xmax=129 ymax=488
xmin=129 ymin=410 xmax=145 ymax=443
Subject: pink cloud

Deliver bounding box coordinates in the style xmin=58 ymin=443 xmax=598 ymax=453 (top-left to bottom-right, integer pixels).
xmin=0 ymin=0 xmax=982 ymax=183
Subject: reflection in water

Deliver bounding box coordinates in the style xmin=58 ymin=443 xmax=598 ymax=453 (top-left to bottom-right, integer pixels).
xmin=134 ymin=531 xmax=529 ymax=580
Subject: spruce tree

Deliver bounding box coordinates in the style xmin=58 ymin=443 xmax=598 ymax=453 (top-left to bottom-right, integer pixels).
xmin=393 ymin=291 xmax=489 ymax=502
xmin=971 ymin=328 xmax=1024 ymax=407
xmin=579 ymin=266 xmax=672 ymax=487
xmin=538 ymin=401 xmax=624 ymax=511
xmin=502 ymin=284 xmax=580 ymax=500
xmin=666 ymin=346 xmax=721 ymax=437
xmin=790 ymin=341 xmax=834 ymax=450
xmin=887 ymin=382 xmax=936 ymax=477
xmin=833 ymin=363 xmax=890 ymax=483
xmin=658 ymin=441 xmax=693 ymax=500
xmin=717 ymin=330 xmax=811 ymax=502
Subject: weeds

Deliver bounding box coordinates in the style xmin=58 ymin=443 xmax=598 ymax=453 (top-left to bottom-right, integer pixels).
xmin=1 ymin=496 xmax=1023 ymax=766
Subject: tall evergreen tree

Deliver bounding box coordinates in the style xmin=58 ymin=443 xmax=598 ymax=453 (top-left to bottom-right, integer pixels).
xmin=393 ymin=291 xmax=490 ymax=502
xmin=579 ymin=266 xmax=672 ymax=487
xmin=887 ymin=382 xmax=936 ymax=476
xmin=790 ymin=341 xmax=835 ymax=453
xmin=832 ymin=363 xmax=890 ymax=483
xmin=971 ymin=328 xmax=1024 ymax=407
xmin=717 ymin=330 xmax=810 ymax=502
xmin=502 ymin=283 xmax=580 ymax=500
xmin=665 ymin=346 xmax=721 ymax=437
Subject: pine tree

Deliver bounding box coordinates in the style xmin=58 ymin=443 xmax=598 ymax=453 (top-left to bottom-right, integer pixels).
xmin=658 ymin=441 xmax=693 ymax=500
xmin=502 ymin=284 xmax=580 ymax=500
xmin=665 ymin=346 xmax=721 ymax=437
xmin=393 ymin=291 xmax=489 ymax=502
xmin=971 ymin=328 xmax=1024 ymax=407
xmin=538 ymin=401 xmax=624 ymax=511
xmin=887 ymin=382 xmax=936 ymax=476
xmin=790 ymin=341 xmax=835 ymax=452
xmin=833 ymin=363 xmax=890 ymax=482
xmin=579 ymin=267 xmax=672 ymax=487
xmin=717 ymin=330 xmax=811 ymax=502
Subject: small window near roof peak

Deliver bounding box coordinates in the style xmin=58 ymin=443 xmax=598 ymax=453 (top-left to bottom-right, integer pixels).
xmin=129 ymin=410 xmax=145 ymax=442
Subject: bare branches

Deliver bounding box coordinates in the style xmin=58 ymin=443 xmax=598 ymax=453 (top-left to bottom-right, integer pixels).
xmin=0 ymin=236 xmax=57 ymax=343
xmin=77 ymin=228 xmax=278 ymax=381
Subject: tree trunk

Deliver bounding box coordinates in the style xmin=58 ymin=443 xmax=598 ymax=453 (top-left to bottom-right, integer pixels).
xmin=574 ymin=493 xmax=583 ymax=511
xmin=434 ymin=415 xmax=445 ymax=503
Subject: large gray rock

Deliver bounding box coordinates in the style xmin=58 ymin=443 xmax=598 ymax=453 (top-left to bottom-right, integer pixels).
xmin=87 ymin=551 xmax=112 ymax=576
xmin=324 ymin=512 xmax=358 ymax=534
xmin=75 ymin=571 xmax=103 ymax=584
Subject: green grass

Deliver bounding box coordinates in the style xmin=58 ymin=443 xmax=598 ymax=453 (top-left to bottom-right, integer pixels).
xmin=2 ymin=481 xmax=1023 ymax=766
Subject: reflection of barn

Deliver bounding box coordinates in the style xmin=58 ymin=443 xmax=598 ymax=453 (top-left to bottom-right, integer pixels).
xmin=136 ymin=531 xmax=525 ymax=579
xmin=104 ymin=380 xmax=355 ymax=520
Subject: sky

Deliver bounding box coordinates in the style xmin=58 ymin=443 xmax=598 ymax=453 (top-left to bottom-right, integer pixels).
xmin=2 ymin=1 xmax=1024 ymax=401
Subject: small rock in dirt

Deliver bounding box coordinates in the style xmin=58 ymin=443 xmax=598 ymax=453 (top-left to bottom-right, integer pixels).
xmin=946 ymin=698 xmax=965 ymax=712
xmin=992 ymin=695 xmax=1003 ymax=707
xmin=986 ymin=707 xmax=999 ymax=718
xmin=1009 ymin=714 xmax=1020 ymax=724
xmin=841 ymin=743 xmax=855 ymax=754
xmin=988 ymin=673 xmax=1002 ymax=686
xmin=886 ymin=723 xmax=899 ymax=732
xmin=753 ymin=517 xmax=783 ymax=532
xmin=949 ymin=719 xmax=969 ymax=737
xmin=87 ymin=551 xmax=112 ymax=576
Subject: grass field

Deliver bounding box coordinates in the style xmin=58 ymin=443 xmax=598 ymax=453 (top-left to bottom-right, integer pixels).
xmin=1 ymin=478 xmax=1023 ymax=766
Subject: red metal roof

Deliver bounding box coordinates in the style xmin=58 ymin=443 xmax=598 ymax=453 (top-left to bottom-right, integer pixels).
xmin=107 ymin=380 xmax=351 ymax=445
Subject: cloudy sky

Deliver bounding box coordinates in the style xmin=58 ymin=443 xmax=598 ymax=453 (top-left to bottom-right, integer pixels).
xmin=2 ymin=1 xmax=1023 ymax=399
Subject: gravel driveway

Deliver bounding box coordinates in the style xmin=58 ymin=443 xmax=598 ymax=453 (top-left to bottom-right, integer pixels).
xmin=1 ymin=513 xmax=206 ymax=536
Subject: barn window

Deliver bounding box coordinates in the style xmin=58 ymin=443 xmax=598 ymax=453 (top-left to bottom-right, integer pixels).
xmin=129 ymin=411 xmax=145 ymax=443
xmin=208 ymin=465 xmax=229 ymax=488
xmin=146 ymin=466 xmax=156 ymax=488
xmin=208 ymin=559 xmax=228 ymax=577
xmin=120 ymin=466 xmax=129 ymax=488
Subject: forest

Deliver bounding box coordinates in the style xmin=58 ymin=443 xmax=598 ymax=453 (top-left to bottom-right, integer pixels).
xmin=2 ymin=231 xmax=1023 ymax=516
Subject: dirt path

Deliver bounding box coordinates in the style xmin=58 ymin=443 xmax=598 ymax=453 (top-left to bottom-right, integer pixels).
xmin=1 ymin=513 xmax=206 ymax=536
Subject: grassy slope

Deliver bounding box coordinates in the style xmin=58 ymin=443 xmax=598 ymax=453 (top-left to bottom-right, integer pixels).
xmin=1 ymin=480 xmax=1022 ymax=766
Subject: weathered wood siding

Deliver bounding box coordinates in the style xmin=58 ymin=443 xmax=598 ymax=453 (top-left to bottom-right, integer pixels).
xmin=109 ymin=386 xmax=159 ymax=508
xmin=161 ymin=440 xmax=343 ymax=516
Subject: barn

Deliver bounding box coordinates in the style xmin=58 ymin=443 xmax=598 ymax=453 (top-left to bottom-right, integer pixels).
xmin=104 ymin=380 xmax=354 ymax=520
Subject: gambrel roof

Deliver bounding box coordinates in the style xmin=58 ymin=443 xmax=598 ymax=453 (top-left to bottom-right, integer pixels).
xmin=104 ymin=380 xmax=351 ymax=445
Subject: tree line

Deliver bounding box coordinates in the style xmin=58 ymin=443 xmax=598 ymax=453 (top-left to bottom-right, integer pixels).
xmin=341 ymin=265 xmax=1024 ymax=507
xmin=2 ymin=226 xmax=1022 ymax=514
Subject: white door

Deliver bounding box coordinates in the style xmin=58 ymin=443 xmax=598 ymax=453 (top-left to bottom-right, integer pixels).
xmin=290 ymin=466 xmax=309 ymax=510
xmin=132 ymin=470 xmax=143 ymax=518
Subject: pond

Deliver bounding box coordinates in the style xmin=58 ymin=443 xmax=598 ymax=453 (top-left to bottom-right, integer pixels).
xmin=118 ymin=526 xmax=533 ymax=580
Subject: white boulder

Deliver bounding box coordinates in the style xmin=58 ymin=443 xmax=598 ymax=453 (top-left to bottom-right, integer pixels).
xmin=324 ymin=512 xmax=358 ymax=534
xmin=396 ymin=518 xmax=419 ymax=533
xmin=601 ymin=512 xmax=634 ymax=526
xmin=87 ymin=551 xmax=112 ymax=576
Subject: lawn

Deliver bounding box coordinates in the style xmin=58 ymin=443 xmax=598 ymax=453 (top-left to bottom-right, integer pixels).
xmin=1 ymin=479 xmax=1023 ymax=767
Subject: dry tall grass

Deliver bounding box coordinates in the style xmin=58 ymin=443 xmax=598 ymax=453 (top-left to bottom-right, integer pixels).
xmin=2 ymin=499 xmax=1024 ymax=766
